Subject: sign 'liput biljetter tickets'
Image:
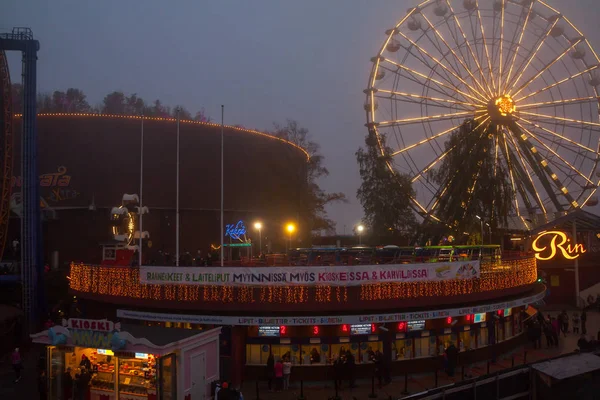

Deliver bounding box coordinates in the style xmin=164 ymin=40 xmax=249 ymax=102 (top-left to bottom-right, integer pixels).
xmin=139 ymin=261 xmax=480 ymax=287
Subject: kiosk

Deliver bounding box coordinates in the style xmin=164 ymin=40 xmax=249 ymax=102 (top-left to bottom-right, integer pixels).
xmin=31 ymin=319 xmax=220 ymax=400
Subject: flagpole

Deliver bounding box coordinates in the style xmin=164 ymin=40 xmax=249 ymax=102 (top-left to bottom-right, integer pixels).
xmin=139 ymin=115 xmax=144 ymax=267
xmin=176 ymin=108 xmax=180 ymax=267
xmin=220 ymin=105 xmax=224 ymax=267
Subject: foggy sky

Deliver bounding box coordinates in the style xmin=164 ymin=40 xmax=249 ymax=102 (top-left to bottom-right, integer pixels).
xmin=2 ymin=0 xmax=600 ymax=232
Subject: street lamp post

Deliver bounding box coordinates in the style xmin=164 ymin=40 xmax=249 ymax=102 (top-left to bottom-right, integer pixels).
xmin=286 ymin=223 xmax=296 ymax=252
xmin=357 ymin=224 xmax=365 ymax=245
xmin=254 ymin=222 xmax=263 ymax=256
xmin=476 ymin=215 xmax=484 ymax=245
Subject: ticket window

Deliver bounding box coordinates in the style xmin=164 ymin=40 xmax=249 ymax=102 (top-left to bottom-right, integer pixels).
xmin=346 ymin=344 xmax=359 ymax=363
xmin=504 ymin=316 xmax=514 ymax=339
xmin=360 ymin=342 xmax=382 ymax=364
xmin=302 ymin=345 xmax=326 ymax=365
xmin=478 ymin=327 xmax=489 ymax=347
xmin=414 ymin=335 xmax=436 ymax=358
xmin=496 ymin=322 xmax=505 ymax=342
xmin=271 ymin=345 xmax=299 ymax=364
xmin=438 ymin=334 xmax=457 ymax=355
xmin=514 ymin=312 xmax=522 ymax=335
xmin=245 ymin=344 xmax=270 ymax=365
xmin=459 ymin=331 xmax=475 ymax=351
xmin=394 ymin=339 xmax=412 ymax=360
xmin=331 ymin=344 xmax=351 ymax=363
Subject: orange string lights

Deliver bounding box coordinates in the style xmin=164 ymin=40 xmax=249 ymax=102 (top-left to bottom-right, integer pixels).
xmin=69 ymin=258 xmax=537 ymax=304
xmin=14 ymin=113 xmax=310 ymax=160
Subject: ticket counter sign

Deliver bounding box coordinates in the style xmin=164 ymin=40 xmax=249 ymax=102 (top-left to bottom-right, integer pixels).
xmin=407 ymin=320 xmax=425 ymax=332
xmin=258 ymin=326 xmax=280 ymax=337
xmin=350 ymin=324 xmax=374 ymax=335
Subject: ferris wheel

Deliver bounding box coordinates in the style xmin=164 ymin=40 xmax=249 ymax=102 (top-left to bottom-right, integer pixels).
xmin=366 ymin=0 xmax=600 ymax=225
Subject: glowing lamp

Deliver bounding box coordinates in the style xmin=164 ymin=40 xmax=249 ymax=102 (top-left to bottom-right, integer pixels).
xmin=286 ymin=223 xmax=296 ymax=234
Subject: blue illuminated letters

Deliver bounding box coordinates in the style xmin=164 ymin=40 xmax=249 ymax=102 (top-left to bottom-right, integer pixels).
xmin=225 ymin=221 xmax=247 ymax=240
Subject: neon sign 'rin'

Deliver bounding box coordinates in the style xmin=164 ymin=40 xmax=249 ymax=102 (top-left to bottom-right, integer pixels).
xmin=225 ymin=221 xmax=247 ymax=240
xmin=531 ymin=231 xmax=586 ymax=261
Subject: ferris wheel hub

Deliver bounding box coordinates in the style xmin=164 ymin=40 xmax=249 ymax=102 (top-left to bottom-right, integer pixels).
xmin=488 ymin=95 xmax=516 ymax=123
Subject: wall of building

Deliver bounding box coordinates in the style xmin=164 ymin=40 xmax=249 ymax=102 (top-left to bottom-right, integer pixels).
xmin=10 ymin=115 xmax=308 ymax=263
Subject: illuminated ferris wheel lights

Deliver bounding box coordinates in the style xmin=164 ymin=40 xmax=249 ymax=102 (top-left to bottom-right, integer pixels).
xmin=516 ymin=121 xmax=596 ymax=187
xmin=367 ymin=0 xmax=600 ymax=219
xmin=495 ymin=95 xmax=515 ymax=117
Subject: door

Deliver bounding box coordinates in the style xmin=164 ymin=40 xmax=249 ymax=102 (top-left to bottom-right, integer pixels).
xmin=190 ymin=353 xmax=206 ymax=400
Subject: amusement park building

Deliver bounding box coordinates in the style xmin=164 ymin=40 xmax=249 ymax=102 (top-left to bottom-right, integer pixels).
xmin=10 ymin=114 xmax=309 ymax=265
xmin=65 ymin=248 xmax=544 ymax=390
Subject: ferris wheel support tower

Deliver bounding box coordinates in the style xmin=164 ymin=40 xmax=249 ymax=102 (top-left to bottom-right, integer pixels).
xmin=0 ymin=27 xmax=42 ymax=335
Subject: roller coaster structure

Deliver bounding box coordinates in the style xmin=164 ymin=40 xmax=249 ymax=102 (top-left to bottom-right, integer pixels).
xmin=0 ymin=27 xmax=42 ymax=334
xmin=0 ymin=51 xmax=13 ymax=267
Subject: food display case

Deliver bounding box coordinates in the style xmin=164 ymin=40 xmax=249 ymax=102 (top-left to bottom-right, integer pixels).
xmin=118 ymin=355 xmax=157 ymax=399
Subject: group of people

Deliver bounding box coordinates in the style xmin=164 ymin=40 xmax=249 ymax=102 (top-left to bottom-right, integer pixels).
xmin=443 ymin=343 xmax=459 ymax=377
xmin=215 ymin=381 xmax=244 ymax=400
xmin=526 ymin=309 xmax=600 ymax=354
xmin=63 ymin=355 xmax=94 ymax=400
xmin=556 ymin=310 xmax=587 ymax=336
xmin=265 ymin=353 xmax=292 ymax=392
xmin=332 ymin=349 xmax=357 ymax=390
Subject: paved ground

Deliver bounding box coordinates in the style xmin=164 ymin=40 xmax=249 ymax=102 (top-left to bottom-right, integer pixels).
xmin=0 ymin=343 xmax=45 ymax=400
xmin=2 ymin=309 xmax=598 ymax=400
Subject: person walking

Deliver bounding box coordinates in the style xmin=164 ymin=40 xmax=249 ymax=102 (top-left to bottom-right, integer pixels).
xmin=345 ymin=350 xmax=356 ymax=388
xmin=445 ymin=344 xmax=458 ymax=377
xmin=282 ymin=357 xmax=292 ymax=390
xmin=543 ymin=322 xmax=555 ymax=348
xmin=549 ymin=318 xmax=559 ymax=347
xmin=63 ymin=367 xmax=74 ymax=400
xmin=11 ymin=347 xmax=22 ymax=383
xmin=333 ymin=356 xmax=343 ymax=391
xmin=581 ymin=310 xmax=587 ymax=335
xmin=573 ymin=312 xmax=580 ymax=335
xmin=217 ymin=382 xmax=232 ymax=400
xmin=38 ymin=369 xmax=48 ymax=400
xmin=274 ymin=358 xmax=284 ymax=392
xmin=374 ymin=350 xmax=384 ymax=387
xmin=559 ymin=310 xmax=569 ymax=337
xmin=266 ymin=353 xmax=275 ymax=391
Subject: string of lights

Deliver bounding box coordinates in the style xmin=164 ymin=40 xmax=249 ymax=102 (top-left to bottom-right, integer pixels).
xmin=14 ymin=113 xmax=310 ymax=160
xmin=69 ymin=258 xmax=537 ymax=304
